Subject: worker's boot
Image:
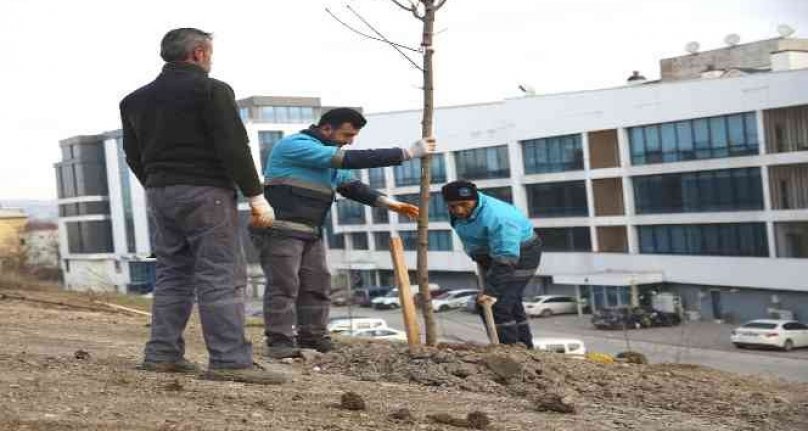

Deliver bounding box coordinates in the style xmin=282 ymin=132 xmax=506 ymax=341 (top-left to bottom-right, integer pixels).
xmin=204 ymin=365 xmax=290 ymax=385
xmin=264 ymin=335 xmax=301 ymax=359
xmin=298 ymin=334 xmax=334 ymax=353
xmin=138 ymin=358 xmax=200 ymax=374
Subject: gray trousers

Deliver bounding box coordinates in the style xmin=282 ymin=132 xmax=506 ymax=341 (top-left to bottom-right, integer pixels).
xmin=250 ymin=230 xmax=331 ymax=342
xmin=145 ymin=185 xmax=252 ymax=369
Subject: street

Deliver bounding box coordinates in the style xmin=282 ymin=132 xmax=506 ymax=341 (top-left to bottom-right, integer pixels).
xmin=326 ymin=305 xmax=808 ymax=383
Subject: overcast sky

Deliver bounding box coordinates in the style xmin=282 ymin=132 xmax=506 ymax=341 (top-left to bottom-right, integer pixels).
xmin=0 ymin=0 xmax=805 ymax=200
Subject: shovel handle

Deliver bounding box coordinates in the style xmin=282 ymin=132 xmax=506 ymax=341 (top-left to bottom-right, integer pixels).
xmin=481 ymin=301 xmax=499 ymax=345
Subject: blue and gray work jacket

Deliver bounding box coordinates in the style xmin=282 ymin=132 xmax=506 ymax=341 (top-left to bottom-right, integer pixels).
xmin=450 ymin=193 xmax=537 ymax=296
xmin=263 ymin=128 xmax=406 ymax=238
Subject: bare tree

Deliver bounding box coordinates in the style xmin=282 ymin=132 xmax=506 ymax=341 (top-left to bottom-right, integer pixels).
xmin=326 ymin=0 xmax=448 ymax=345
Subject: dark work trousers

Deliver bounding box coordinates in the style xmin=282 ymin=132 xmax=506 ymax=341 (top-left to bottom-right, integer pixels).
xmin=250 ymin=229 xmax=331 ymax=344
xmin=478 ymin=238 xmax=542 ymax=348
xmin=144 ymin=185 xmax=253 ymax=369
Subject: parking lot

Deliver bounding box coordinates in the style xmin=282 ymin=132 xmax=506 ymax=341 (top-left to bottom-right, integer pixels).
xmin=325 ymin=304 xmax=808 ymax=383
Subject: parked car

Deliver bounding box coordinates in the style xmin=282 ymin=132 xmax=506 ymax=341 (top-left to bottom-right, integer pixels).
xmin=352 ymin=286 xmax=394 ymax=307
xmin=432 ymin=289 xmax=479 ymax=312
xmin=731 ymin=319 xmax=808 ymax=351
xmin=371 ymin=289 xmax=401 ymax=309
xmin=532 ymin=338 xmax=587 ymax=356
xmin=523 ymin=295 xmax=579 ymax=317
xmin=344 ymin=327 xmax=408 ymax=342
xmin=326 ymin=316 xmax=388 ymax=333
xmin=591 ymin=307 xmax=681 ymax=330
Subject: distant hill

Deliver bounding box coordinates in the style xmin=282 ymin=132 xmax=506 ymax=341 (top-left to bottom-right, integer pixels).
xmin=0 ymin=200 xmax=58 ymax=221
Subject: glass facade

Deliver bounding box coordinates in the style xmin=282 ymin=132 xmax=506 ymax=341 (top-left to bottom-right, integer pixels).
xmin=350 ymin=232 xmax=369 ymax=250
xmin=65 ymin=220 xmax=114 ymax=254
xmin=374 ymin=231 xmax=392 ymax=251
xmin=395 ymin=192 xmax=449 ymax=222
xmin=534 ymin=227 xmax=591 ymax=252
xmin=638 ymin=223 xmax=768 ymax=257
xmin=399 ymin=230 xmax=453 ymax=251
xmin=371 ymin=205 xmax=389 ymax=224
xmin=258 ymin=131 xmax=284 ymax=172
xmin=522 ymin=133 xmax=583 ymax=174
xmin=629 ymin=112 xmax=758 ymax=165
xmin=55 ymin=142 xmax=108 ymax=199
xmin=260 ymin=106 xmax=316 ymax=124
xmin=455 ymin=145 xmax=510 ymax=180
xmin=525 ymin=181 xmax=588 ymax=217
xmin=368 ymin=167 xmax=386 ymax=189
xmin=336 ymin=199 xmax=366 ymax=225
xmin=394 ymin=154 xmax=446 ymax=187
xmin=633 ymin=167 xmax=763 ymax=214
xmin=479 ymin=186 xmax=513 ymax=204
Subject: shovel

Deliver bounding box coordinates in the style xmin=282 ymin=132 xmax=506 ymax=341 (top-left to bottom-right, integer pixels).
xmin=476 ymin=263 xmax=499 ymax=345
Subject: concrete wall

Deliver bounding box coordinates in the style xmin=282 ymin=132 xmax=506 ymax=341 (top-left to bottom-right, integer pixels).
xmin=63 ymin=258 xmax=127 ymax=293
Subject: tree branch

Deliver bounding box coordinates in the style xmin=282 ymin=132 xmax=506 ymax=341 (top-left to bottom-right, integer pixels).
xmin=325 ymin=8 xmax=420 ymax=52
xmin=346 ymin=5 xmax=424 ymax=71
xmin=389 ymin=0 xmax=425 ymax=20
xmin=435 ymin=0 xmax=449 ymax=10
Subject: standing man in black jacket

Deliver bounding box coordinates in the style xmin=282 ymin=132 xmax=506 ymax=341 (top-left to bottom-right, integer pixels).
xmin=120 ymin=28 xmax=285 ymax=384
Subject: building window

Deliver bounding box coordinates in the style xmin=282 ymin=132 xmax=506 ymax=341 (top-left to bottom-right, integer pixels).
xmin=534 ymin=227 xmax=591 ymax=252
xmin=258 ymin=131 xmax=284 ymax=172
xmin=428 ymin=230 xmax=453 ymax=251
xmin=479 ymin=186 xmax=512 ymax=203
xmin=239 ymin=107 xmax=249 ymax=121
xmin=455 ymin=145 xmax=510 ymax=180
xmin=368 ymin=167 xmax=386 ymax=189
xmin=374 ymin=231 xmax=392 ymax=251
xmin=628 ymin=112 xmax=757 ymax=165
xmin=522 ymin=134 xmax=583 ymax=174
xmin=259 ymin=106 xmax=316 ymax=124
xmin=55 ymin=142 xmax=108 ymax=199
xmin=399 ymin=230 xmax=452 ymax=251
xmin=395 ymin=192 xmax=448 ymax=222
xmin=350 ymin=232 xmax=369 ymax=250
xmin=633 ymin=167 xmax=763 ymax=214
xmin=336 ymin=199 xmax=366 ymax=225
xmin=65 ymin=220 xmax=114 ymax=254
xmin=638 ymin=223 xmax=768 ymax=257
xmin=394 ymin=154 xmax=446 ymax=187
xmin=323 ymin=213 xmax=345 ymax=249
xmin=371 ymin=206 xmax=389 ymax=224
xmin=525 ymin=181 xmax=588 ymax=218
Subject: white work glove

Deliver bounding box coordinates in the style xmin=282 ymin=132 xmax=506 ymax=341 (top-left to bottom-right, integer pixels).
xmin=247 ymin=195 xmax=275 ymax=228
xmin=405 ymin=137 xmax=436 ymax=159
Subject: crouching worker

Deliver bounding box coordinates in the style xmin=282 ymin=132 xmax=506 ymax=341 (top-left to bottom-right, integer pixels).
xmin=441 ymin=180 xmax=541 ymax=348
xmin=253 ymin=107 xmax=436 ymax=358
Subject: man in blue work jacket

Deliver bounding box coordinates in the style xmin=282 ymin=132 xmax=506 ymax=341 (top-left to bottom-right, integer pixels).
xmin=252 ymin=107 xmax=435 ymax=358
xmin=442 ymin=180 xmax=541 ymax=348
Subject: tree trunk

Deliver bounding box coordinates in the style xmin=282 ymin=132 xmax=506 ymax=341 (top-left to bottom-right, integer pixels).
xmin=417 ymin=0 xmax=438 ymax=346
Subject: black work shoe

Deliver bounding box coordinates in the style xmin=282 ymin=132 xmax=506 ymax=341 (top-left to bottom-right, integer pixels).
xmin=138 ymin=358 xmax=200 ymax=374
xmin=264 ymin=335 xmax=301 ymax=359
xmin=298 ymin=336 xmax=334 ymax=353
xmin=203 ymin=365 xmax=290 ymax=385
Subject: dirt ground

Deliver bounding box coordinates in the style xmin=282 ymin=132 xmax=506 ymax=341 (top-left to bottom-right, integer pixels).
xmin=1 ymin=285 xmax=807 ymax=430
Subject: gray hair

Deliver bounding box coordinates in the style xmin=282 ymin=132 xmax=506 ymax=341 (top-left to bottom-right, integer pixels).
xmin=160 ymin=28 xmax=212 ymax=62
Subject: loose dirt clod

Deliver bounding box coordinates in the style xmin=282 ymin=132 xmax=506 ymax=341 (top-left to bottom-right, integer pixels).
xmin=533 ymin=392 xmax=577 ymax=414
xmin=428 ymin=412 xmax=469 ymax=427
xmin=73 ymin=349 xmax=90 ymax=360
xmin=339 ymin=391 xmax=366 ymax=410
xmin=389 ymin=407 xmax=415 ymax=423
xmin=466 ymin=411 xmax=491 ymax=429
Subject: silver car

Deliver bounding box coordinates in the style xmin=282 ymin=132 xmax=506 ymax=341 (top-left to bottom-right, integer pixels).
xmin=523 ymin=295 xmax=579 ymax=317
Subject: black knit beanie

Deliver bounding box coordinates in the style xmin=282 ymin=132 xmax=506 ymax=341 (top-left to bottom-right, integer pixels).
xmin=441 ymin=180 xmax=478 ymax=202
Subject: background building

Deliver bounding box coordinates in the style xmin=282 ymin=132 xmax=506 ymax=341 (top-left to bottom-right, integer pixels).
xmin=325 ymin=36 xmax=808 ymax=323
xmin=0 ymin=208 xmax=28 ymax=271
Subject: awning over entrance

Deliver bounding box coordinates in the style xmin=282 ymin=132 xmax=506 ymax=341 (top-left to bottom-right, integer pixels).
xmin=553 ymin=271 xmax=664 ymax=287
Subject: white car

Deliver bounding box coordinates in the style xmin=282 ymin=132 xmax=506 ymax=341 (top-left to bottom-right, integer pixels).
xmin=532 ymin=337 xmax=586 ymax=356
xmin=523 ymin=295 xmax=579 ymax=317
xmin=371 ymin=289 xmax=401 ymax=309
xmin=731 ymin=319 xmax=808 ymax=351
xmin=326 ymin=316 xmax=388 ymax=333
xmin=432 ymin=289 xmax=479 ymax=312
xmin=344 ymin=327 xmax=407 ymax=342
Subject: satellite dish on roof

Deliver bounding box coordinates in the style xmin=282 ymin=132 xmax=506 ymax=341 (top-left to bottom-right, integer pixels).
xmin=685 ymin=41 xmax=700 ymax=54
xmin=777 ymin=24 xmax=795 ymax=38
xmin=724 ymin=33 xmax=741 ymax=46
